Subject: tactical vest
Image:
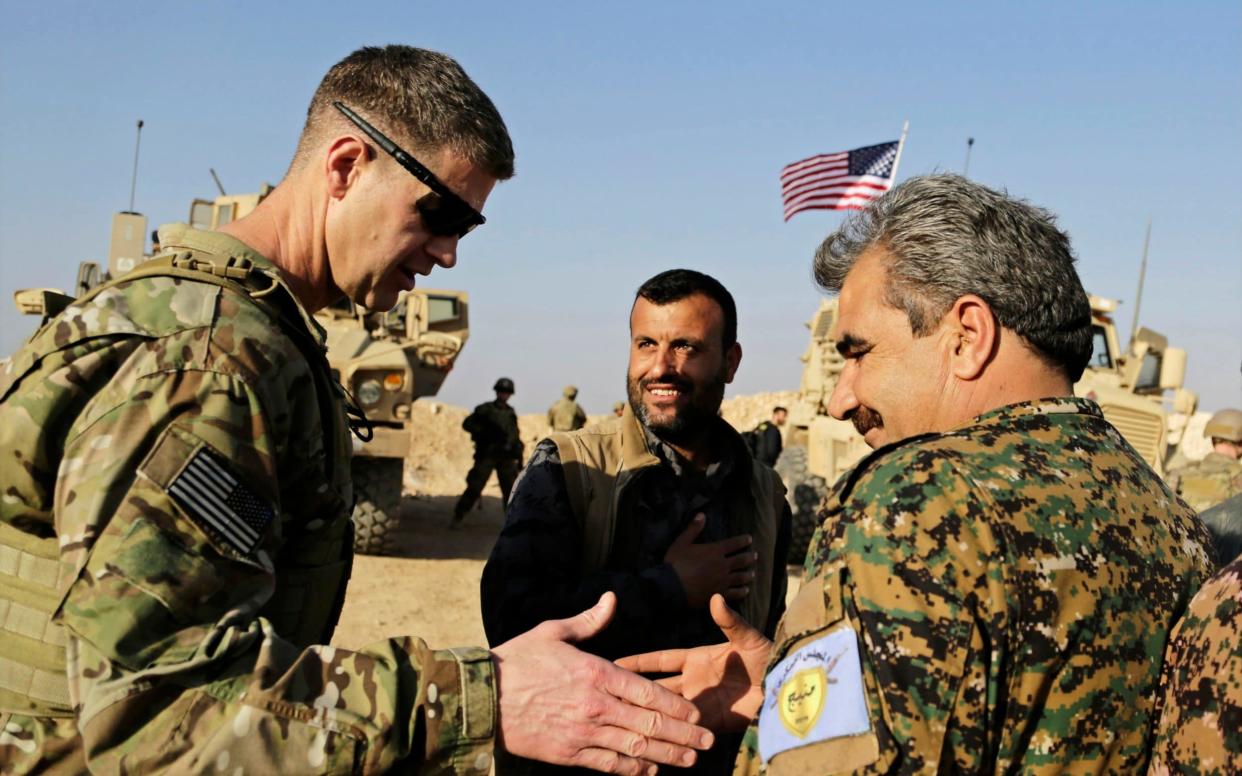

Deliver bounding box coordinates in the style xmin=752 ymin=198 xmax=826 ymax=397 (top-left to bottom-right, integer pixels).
xmin=549 ymin=407 xmax=785 ymax=631
xmin=0 ymin=246 xmax=353 ymax=717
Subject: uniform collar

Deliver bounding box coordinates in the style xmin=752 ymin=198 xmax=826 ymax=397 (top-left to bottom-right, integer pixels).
xmin=156 ymin=223 xmax=328 ymax=346
xmin=637 ymin=412 xmax=739 ymax=481
xmin=950 ymin=396 xmax=1104 ymax=433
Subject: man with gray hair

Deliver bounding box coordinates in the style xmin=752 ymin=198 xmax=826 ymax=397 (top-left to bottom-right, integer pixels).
xmin=620 ymin=174 xmax=1214 ymax=773
xmin=0 ymin=45 xmax=711 ymax=774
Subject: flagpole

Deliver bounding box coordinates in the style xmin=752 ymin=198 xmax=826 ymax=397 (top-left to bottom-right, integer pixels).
xmin=889 ymin=120 xmax=910 ymax=183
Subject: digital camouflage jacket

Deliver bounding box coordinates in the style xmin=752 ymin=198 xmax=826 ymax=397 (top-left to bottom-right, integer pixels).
xmin=0 ymin=225 xmax=496 ymax=774
xmin=1150 ymin=552 xmax=1242 ymax=775
xmin=736 ymin=397 xmax=1214 ymax=775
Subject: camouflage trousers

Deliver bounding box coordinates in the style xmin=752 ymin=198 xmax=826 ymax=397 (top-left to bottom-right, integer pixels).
xmin=454 ymin=455 xmax=520 ymax=521
xmin=0 ymin=712 xmax=85 ymax=775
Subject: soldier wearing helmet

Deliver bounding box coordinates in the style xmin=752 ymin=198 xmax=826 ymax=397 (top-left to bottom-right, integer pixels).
xmin=1168 ymin=408 xmax=1242 ymax=512
xmin=548 ymin=384 xmax=588 ymax=432
xmin=454 ymin=377 xmax=524 ymax=524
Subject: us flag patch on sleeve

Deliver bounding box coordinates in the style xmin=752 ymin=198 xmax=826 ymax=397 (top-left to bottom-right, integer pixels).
xmin=168 ymin=447 xmax=275 ymax=556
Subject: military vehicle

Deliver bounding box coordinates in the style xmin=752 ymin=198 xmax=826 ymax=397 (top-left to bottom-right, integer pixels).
xmin=13 ymin=187 xmax=473 ymax=555
xmin=776 ymin=295 xmax=1196 ymax=565
xmin=320 ymin=289 xmax=470 ymax=554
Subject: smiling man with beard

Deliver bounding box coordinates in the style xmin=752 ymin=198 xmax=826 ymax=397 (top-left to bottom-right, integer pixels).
xmin=481 ymin=269 xmax=792 ymax=774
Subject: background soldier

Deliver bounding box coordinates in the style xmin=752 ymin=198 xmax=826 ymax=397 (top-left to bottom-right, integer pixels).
xmin=613 ymin=400 xmax=626 ymax=418
xmin=621 ymin=174 xmax=1214 ymax=774
xmin=1167 ymin=408 xmax=1242 ymax=511
xmin=0 ymin=46 xmax=710 ymax=774
xmin=454 ymin=376 xmax=524 ymax=524
xmin=748 ymin=405 xmax=786 ymax=467
xmin=548 ymin=384 xmax=588 ymax=431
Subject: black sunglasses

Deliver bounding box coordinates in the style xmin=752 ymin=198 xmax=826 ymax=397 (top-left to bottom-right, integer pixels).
xmin=333 ymin=101 xmax=485 ymax=238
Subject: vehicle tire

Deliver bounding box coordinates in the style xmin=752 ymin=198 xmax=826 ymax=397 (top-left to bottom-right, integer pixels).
xmin=774 ymin=444 xmax=828 ymax=566
xmin=351 ymin=458 xmax=404 ymax=556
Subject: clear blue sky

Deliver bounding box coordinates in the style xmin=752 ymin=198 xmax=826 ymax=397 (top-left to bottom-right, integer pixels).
xmin=2 ymin=1 xmax=1239 ymax=413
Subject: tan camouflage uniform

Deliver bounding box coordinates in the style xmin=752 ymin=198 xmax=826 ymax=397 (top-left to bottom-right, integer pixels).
xmin=1150 ymin=552 xmax=1242 ymax=774
xmin=736 ymin=397 xmax=1215 ymax=775
xmin=547 ymin=397 xmax=587 ymax=433
xmin=1167 ymin=452 xmax=1242 ymax=513
xmin=0 ymin=225 xmax=496 ymax=774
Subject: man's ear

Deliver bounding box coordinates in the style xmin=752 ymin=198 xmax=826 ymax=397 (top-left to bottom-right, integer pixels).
xmin=324 ymin=135 xmax=371 ymax=201
xmin=724 ymin=342 xmax=742 ymax=383
xmin=945 ymin=295 xmax=997 ymax=381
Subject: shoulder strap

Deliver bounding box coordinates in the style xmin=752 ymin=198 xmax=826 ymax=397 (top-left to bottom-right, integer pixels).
xmin=549 ymin=431 xmax=621 ymax=575
xmin=106 ymin=251 xmax=352 ymax=469
xmin=549 ymin=431 xmax=590 ymax=530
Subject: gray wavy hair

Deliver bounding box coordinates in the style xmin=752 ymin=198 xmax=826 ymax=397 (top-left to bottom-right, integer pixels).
xmin=813 ymin=174 xmax=1093 ymax=381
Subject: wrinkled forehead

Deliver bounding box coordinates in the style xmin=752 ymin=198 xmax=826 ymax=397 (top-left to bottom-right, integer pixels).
xmin=629 ymin=293 xmax=725 ymax=340
xmin=837 ymin=247 xmax=891 ymax=315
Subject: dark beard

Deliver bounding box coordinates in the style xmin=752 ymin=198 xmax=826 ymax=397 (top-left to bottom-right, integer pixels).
xmin=626 ymin=369 xmax=726 ymax=445
xmin=850 ymin=405 xmax=884 ymax=437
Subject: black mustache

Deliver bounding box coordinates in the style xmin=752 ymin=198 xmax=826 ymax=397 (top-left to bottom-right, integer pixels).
xmin=850 ymin=406 xmax=884 ymax=436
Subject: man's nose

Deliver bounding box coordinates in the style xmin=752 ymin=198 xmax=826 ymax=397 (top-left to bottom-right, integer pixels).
xmin=647 ymin=345 xmax=676 ymax=378
xmin=426 ymin=234 xmax=459 ymax=269
xmin=827 ymin=363 xmax=859 ymax=421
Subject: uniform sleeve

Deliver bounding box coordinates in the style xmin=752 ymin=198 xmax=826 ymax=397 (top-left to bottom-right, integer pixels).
xmin=480 ymin=439 xmax=685 ymax=656
xmin=740 ymin=448 xmax=989 ymax=775
xmin=1149 ymin=555 xmax=1242 ymax=774
xmin=55 ymin=367 xmax=496 ymax=774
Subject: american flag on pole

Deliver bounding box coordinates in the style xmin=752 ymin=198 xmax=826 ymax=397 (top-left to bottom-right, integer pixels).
xmin=780 ymin=140 xmax=900 ymax=220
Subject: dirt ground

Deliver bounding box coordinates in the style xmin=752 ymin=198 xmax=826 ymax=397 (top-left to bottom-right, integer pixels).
xmin=332 ymin=391 xmax=802 ymax=652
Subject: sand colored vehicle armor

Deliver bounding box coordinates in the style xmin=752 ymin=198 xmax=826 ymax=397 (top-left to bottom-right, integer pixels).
xmin=12 ymin=188 xmax=472 ymax=556
xmin=320 ymin=289 xmax=471 ymax=553
xmin=777 ymin=295 xmax=1196 ymax=564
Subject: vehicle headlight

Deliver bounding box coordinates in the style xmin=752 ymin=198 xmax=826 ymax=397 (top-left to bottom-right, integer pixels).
xmin=357 ymin=379 xmax=382 ymax=406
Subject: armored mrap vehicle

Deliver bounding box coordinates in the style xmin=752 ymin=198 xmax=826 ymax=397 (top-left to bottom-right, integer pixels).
xmin=319 ymin=290 xmax=470 ymax=554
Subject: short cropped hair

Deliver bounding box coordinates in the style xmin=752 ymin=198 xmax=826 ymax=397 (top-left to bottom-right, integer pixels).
xmin=635 ymin=269 xmax=738 ymax=349
xmin=292 ymin=45 xmax=514 ymax=180
xmin=813 ymin=174 xmax=1093 ymax=381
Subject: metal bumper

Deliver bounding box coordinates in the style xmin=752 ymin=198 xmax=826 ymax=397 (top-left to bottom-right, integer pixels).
xmin=352 ymin=423 xmax=411 ymax=459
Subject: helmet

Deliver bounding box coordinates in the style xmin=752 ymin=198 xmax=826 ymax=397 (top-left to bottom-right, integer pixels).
xmin=613 ymin=401 xmax=626 ymax=413
xmin=563 ymin=385 xmax=578 ymax=398
xmin=1205 ymin=408 xmax=1242 ymax=443
xmin=494 ymin=377 xmax=516 ymax=394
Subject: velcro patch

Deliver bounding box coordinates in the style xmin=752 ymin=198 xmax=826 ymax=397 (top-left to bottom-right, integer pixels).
xmin=759 ymin=627 xmax=870 ymax=763
xmin=167 ymin=446 xmax=274 ymax=556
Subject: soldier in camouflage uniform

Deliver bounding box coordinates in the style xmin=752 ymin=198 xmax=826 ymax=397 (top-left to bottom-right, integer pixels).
xmin=0 ymin=46 xmax=711 ymax=775
xmin=1150 ymin=551 xmax=1242 ymax=774
xmin=453 ymin=377 xmax=524 ymax=524
xmin=1167 ymin=408 xmax=1242 ymax=512
xmin=548 ymin=385 xmax=588 ymax=432
xmin=620 ymin=174 xmax=1215 ymax=774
